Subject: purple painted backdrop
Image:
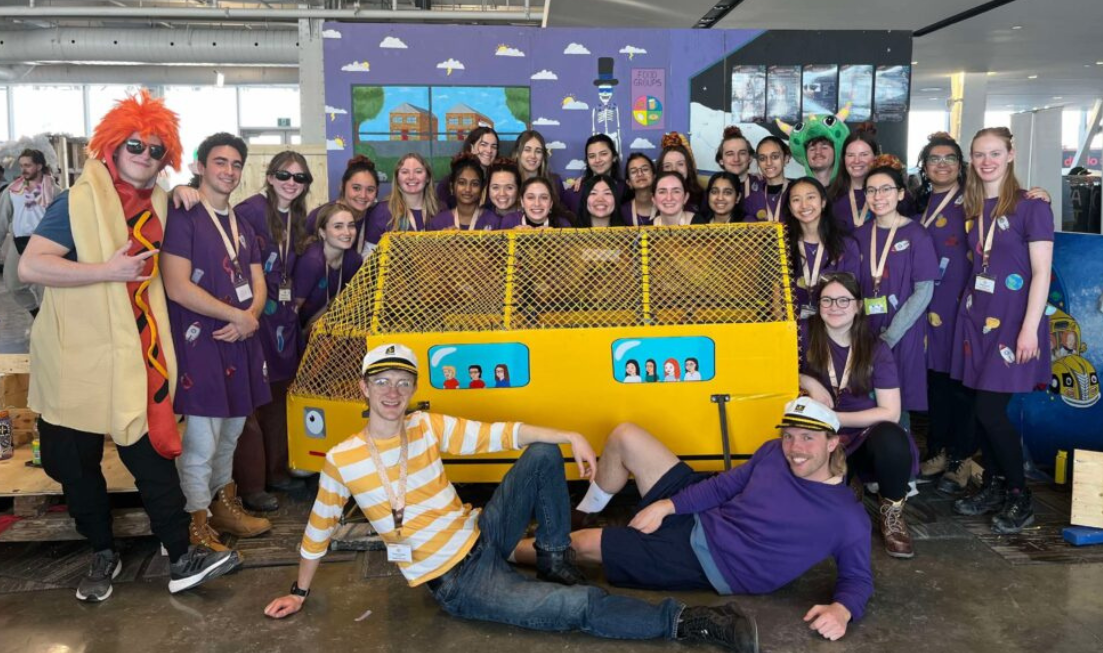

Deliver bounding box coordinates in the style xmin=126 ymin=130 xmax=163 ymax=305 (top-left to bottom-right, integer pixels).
xmin=320 ymin=23 xmax=757 ymax=198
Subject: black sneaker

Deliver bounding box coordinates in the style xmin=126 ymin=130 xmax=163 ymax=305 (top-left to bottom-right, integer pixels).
xmin=168 ymin=545 xmax=241 ymax=594
xmin=535 ymin=545 xmax=587 ymax=586
xmin=677 ymin=604 xmax=759 ymax=652
xmin=992 ymin=488 xmax=1035 ymax=534
xmin=953 ymin=476 xmax=1006 ymax=516
xmin=75 ymin=549 xmax=121 ymax=602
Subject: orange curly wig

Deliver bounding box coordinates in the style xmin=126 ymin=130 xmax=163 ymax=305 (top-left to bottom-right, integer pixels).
xmin=87 ymin=89 xmax=182 ymax=171
xmin=871 ymin=153 xmax=904 ymax=171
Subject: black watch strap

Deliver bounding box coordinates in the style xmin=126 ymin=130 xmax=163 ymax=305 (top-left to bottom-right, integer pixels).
xmin=290 ymin=581 xmax=310 ymax=599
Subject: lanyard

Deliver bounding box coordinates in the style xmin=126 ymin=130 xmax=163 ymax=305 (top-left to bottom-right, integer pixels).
xmin=632 ymin=199 xmax=656 ymax=226
xmin=453 ymin=208 xmax=483 ymax=230
xmin=355 ymin=210 xmax=368 ymax=254
xmin=763 ymin=180 xmax=788 ymax=223
xmin=921 ymin=187 xmax=958 ymax=229
xmin=201 ymin=200 xmax=244 ymax=273
xmin=868 ymin=216 xmax=901 ymax=296
xmin=364 ymin=427 xmax=409 ymax=536
xmin=849 ymin=189 xmax=869 ymax=228
xmin=277 ymin=211 xmax=292 ymax=282
xmin=743 ymin=175 xmax=751 ymax=200
xmin=828 ymin=346 xmax=853 ymax=395
xmin=977 ymin=211 xmax=1000 ymax=272
xmin=801 ymin=240 xmax=826 ymax=289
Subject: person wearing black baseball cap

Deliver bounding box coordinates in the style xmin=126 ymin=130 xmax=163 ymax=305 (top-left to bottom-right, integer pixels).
xmin=516 ymin=396 xmax=872 ymax=642
xmin=267 ymin=343 xmax=759 ymax=652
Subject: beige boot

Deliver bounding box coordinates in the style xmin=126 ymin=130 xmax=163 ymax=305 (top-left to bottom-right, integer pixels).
xmin=189 ymin=510 xmax=231 ymax=553
xmin=209 ymin=482 xmax=272 ymax=538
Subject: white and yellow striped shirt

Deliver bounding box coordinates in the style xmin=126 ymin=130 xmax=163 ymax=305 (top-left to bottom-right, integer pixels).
xmin=301 ymin=411 xmax=522 ymax=586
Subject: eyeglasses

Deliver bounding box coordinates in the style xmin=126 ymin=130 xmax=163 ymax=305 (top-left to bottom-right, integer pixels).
xmin=369 ymin=378 xmax=415 ymax=392
xmin=273 ymin=170 xmax=313 ymax=184
xmin=757 ymin=152 xmax=785 ymax=163
xmin=124 ymin=139 xmax=166 ymax=161
xmin=864 ymin=185 xmax=899 ymax=197
xmin=627 ymin=166 xmax=652 ymax=178
xmin=819 ymin=296 xmax=855 ymax=308
xmin=925 ymin=154 xmax=960 ymax=166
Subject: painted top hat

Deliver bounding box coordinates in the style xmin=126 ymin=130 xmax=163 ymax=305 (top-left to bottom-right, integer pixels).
xmin=593 ymin=57 xmax=619 ymax=86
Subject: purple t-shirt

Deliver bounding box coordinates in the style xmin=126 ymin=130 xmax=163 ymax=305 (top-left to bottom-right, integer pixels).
xmin=292 ymin=241 xmax=362 ymax=326
xmin=671 ymin=439 xmax=873 ymax=621
xmin=741 ymin=179 xmax=789 ymax=223
xmin=426 ymin=208 xmax=500 ymax=232
xmin=854 ymin=218 xmax=939 ymax=411
xmin=951 ymin=195 xmax=1054 ymax=393
xmin=497 ymin=213 xmax=572 ymax=229
xmin=792 ymin=236 xmax=862 ymax=316
xmin=234 ymin=194 xmax=303 ymax=383
xmin=620 ymin=199 xmax=656 ymax=226
xmin=919 ymin=189 xmax=971 ymax=373
xmin=162 ymin=202 xmax=272 ymax=417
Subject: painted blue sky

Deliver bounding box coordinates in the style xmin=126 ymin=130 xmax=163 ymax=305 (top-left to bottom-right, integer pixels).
xmin=357 ymin=85 xmax=527 ymax=140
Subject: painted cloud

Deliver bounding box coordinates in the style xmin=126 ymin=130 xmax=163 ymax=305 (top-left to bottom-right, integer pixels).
xmin=563 ymin=43 xmax=591 ymax=55
xmin=619 ymin=45 xmax=647 ymax=59
xmin=326 ymin=137 xmax=346 ymax=151
xmin=546 ymin=141 xmax=567 ymax=150
xmin=565 ymin=159 xmax=587 ymax=171
xmin=532 ymin=117 xmax=560 ymax=126
xmin=341 ymin=61 xmax=371 ymax=72
xmin=630 ymin=137 xmax=657 ymax=149
xmin=495 ymin=45 xmax=525 ymax=57
xmin=437 ymin=58 xmax=466 ymax=75
xmin=562 ymin=98 xmax=590 ymax=111
xmin=322 ymin=29 xmax=342 ymax=39
xmin=530 ymin=70 xmax=559 ymax=81
xmin=380 ymin=36 xmax=408 ymax=49
xmin=324 ymin=105 xmax=347 ymax=115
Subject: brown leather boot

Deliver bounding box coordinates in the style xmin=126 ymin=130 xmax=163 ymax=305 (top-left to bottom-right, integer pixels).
xmin=209 ymin=482 xmax=272 ymax=538
xmin=189 ymin=510 xmax=231 ymax=553
xmin=879 ymin=497 xmax=914 ymax=559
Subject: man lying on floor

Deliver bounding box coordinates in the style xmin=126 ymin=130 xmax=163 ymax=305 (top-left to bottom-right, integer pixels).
xmin=515 ymin=397 xmax=873 ymax=641
xmin=265 ymin=343 xmax=759 ymax=652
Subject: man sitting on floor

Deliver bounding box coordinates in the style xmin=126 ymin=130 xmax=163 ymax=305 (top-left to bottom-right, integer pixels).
xmin=515 ymin=397 xmax=873 ymax=641
xmin=265 ymin=343 xmax=759 ymax=652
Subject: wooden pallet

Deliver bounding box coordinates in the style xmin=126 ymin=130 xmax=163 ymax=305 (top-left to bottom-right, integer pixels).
xmin=0 ymin=440 xmax=145 ymax=543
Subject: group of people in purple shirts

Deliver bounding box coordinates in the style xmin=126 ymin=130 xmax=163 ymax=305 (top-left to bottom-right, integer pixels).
xmin=19 ymin=87 xmax=1053 ymax=649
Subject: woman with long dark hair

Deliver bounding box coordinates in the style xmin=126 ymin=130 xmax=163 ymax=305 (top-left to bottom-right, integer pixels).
xmin=692 ymin=172 xmax=742 ymax=224
xmin=651 ymin=171 xmax=695 ymax=226
xmin=230 ymin=150 xmax=312 ymax=510
xmin=512 ymin=129 xmax=563 ymax=198
xmin=562 ymin=134 xmax=624 ymax=215
xmin=576 ymin=174 xmax=625 ymax=228
xmin=428 ymin=154 xmax=498 ymax=231
xmin=950 ymin=127 xmax=1054 ymax=534
xmin=781 ymin=176 xmax=860 ymax=319
xmin=499 ymin=176 xmax=573 ymax=229
xmin=800 ymin=273 xmax=918 ymax=558
xmin=621 ymin=153 xmax=657 ymax=226
xmin=486 ymin=158 xmax=523 ymax=221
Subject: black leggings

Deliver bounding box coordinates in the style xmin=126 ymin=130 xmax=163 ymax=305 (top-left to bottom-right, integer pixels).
xmin=973 ymin=390 xmax=1024 ymax=490
xmin=926 ymin=370 xmax=976 ymax=459
xmin=40 ymin=420 xmax=191 ymax=561
xmin=848 ymin=422 xmax=913 ymax=501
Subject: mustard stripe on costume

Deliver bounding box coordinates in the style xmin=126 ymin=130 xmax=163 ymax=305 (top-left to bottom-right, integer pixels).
xmin=300 ymin=411 xmax=521 ymax=587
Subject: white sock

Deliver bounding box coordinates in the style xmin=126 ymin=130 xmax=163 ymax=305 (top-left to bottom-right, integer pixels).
xmin=576 ymin=481 xmax=615 ymax=514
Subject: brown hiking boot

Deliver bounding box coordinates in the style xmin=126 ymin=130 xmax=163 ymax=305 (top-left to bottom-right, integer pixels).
xmin=920 ymin=450 xmax=948 ymax=478
xmin=209 ymin=482 xmax=272 ymax=538
xmin=190 ymin=510 xmax=231 ymax=553
xmin=937 ymin=458 xmax=973 ymax=494
xmin=879 ymin=497 xmax=914 ymax=559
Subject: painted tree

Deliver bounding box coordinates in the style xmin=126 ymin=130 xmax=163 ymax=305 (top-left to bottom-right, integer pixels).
xmin=504 ymin=87 xmax=531 ymax=127
xmin=352 ymin=86 xmax=385 ymax=136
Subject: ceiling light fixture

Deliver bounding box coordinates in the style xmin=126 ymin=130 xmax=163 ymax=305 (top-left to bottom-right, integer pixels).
xmin=1011 ymin=25 xmax=1022 ymax=30
xmin=694 ymin=0 xmax=747 ymax=29
xmin=1027 ymin=74 xmax=1038 ymax=79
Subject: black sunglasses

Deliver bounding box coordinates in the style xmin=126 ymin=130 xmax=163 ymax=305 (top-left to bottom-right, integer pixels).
xmin=273 ymin=169 xmax=313 ymax=184
xmin=124 ymin=139 xmax=166 ymax=161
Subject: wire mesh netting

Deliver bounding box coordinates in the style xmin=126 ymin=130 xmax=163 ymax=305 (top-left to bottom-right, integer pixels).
xmin=291 ymin=224 xmax=795 ymax=400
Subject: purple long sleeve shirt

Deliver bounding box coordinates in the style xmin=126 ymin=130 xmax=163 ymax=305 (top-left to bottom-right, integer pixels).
xmin=670 ymin=439 xmax=874 ymax=620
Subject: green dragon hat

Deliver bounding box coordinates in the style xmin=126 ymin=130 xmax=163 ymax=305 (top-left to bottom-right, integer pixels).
xmin=777 ymin=103 xmax=852 ymax=182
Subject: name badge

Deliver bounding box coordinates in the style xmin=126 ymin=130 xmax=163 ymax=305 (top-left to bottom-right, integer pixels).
xmin=864 ymin=296 xmax=889 ymax=315
xmin=234 ymin=276 xmax=253 ymax=303
xmin=278 ymin=280 xmax=292 ymax=303
xmin=974 ymin=274 xmax=996 ymax=294
xmin=799 ymin=304 xmax=817 ymax=320
xmin=386 ymin=543 xmax=413 ymax=563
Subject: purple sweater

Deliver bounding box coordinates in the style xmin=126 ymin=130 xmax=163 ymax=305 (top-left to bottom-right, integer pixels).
xmin=671 ymin=439 xmax=873 ymax=620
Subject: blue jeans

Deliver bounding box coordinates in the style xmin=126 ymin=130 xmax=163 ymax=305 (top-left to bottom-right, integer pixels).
xmin=428 ymin=443 xmax=684 ymax=640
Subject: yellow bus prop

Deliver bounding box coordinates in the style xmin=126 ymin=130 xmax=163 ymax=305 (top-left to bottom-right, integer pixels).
xmin=288 ymin=224 xmax=800 ymax=482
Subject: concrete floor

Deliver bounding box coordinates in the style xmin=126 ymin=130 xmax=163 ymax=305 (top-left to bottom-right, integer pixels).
xmin=2 ymin=516 xmax=1102 ymax=653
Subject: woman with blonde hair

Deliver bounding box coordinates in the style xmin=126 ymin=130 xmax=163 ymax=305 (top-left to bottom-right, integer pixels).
xmin=950 ymin=127 xmax=1054 ymax=534
xmin=376 ymin=152 xmax=439 ymax=235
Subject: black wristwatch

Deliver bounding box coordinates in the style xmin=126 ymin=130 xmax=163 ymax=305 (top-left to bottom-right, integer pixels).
xmin=290 ymin=581 xmax=310 ymax=599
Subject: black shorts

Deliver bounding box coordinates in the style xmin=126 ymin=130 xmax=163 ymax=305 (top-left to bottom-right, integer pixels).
xmin=600 ymin=462 xmax=715 ymax=591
